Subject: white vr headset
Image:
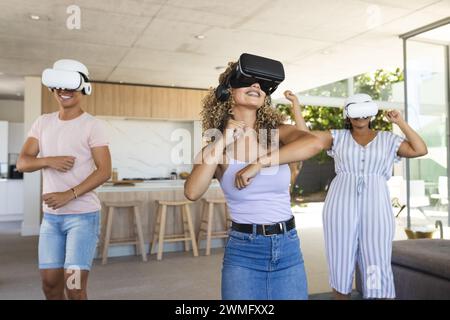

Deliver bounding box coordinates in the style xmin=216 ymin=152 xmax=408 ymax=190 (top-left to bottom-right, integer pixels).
xmin=42 ymin=59 xmax=92 ymax=95
xmin=343 ymin=93 xmax=378 ymax=119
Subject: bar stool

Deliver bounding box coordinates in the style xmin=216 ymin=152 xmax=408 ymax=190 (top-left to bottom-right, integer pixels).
xmin=100 ymin=201 xmax=147 ymax=264
xmin=150 ymin=200 xmax=199 ymax=261
xmin=197 ymin=198 xmax=231 ymax=256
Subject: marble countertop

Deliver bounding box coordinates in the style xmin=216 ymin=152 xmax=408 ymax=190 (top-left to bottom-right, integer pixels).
xmin=97 ymin=179 xmax=221 ymax=193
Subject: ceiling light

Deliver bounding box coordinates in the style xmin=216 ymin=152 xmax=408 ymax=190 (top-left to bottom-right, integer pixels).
xmin=0 ymin=72 xmax=4 ymax=75
xmin=321 ymin=49 xmax=332 ymax=55
xmin=195 ymin=35 xmax=206 ymax=40
xmin=29 ymin=14 xmax=41 ymax=20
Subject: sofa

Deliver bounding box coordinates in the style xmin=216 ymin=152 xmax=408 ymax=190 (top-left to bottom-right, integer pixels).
xmin=355 ymin=239 xmax=450 ymax=299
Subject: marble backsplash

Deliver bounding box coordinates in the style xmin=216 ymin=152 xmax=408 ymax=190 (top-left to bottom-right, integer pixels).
xmin=100 ymin=118 xmax=198 ymax=180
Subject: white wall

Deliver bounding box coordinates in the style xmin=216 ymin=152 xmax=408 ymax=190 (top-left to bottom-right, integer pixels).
xmin=8 ymin=122 xmax=24 ymax=156
xmin=0 ymin=99 xmax=24 ymax=123
xmin=0 ymin=99 xmax=25 ymax=167
xmin=101 ymin=118 xmax=195 ymax=179
xmin=0 ymin=121 xmax=7 ymax=164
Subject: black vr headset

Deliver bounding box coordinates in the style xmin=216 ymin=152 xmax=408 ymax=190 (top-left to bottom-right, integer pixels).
xmin=215 ymin=53 xmax=285 ymax=102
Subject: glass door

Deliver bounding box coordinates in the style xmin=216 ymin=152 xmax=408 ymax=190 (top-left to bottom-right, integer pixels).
xmin=403 ymin=22 xmax=450 ymax=239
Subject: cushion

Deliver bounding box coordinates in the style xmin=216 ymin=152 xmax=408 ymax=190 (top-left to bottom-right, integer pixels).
xmin=392 ymin=239 xmax=450 ymax=280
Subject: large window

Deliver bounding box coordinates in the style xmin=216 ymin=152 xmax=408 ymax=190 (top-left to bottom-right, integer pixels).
xmin=402 ymin=18 xmax=450 ymax=238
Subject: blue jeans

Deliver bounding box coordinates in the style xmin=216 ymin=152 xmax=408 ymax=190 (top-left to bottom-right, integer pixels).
xmin=38 ymin=212 xmax=100 ymax=270
xmin=221 ymin=227 xmax=308 ymax=300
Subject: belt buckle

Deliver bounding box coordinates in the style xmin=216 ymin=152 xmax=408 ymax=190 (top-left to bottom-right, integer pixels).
xmin=262 ymin=224 xmax=270 ymax=236
xmin=262 ymin=223 xmax=283 ymax=236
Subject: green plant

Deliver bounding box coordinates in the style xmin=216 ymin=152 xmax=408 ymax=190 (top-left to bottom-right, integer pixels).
xmin=354 ymin=68 xmax=404 ymax=101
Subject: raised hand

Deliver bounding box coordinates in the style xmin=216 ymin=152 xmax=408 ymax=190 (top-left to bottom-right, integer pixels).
xmin=224 ymin=119 xmax=247 ymax=145
xmin=284 ymin=90 xmax=300 ymax=105
xmin=385 ymin=110 xmax=404 ymax=125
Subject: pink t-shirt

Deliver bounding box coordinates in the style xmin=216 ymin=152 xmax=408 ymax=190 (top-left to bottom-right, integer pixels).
xmin=28 ymin=112 xmax=109 ymax=214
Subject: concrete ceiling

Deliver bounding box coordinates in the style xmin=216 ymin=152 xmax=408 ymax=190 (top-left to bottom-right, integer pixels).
xmin=0 ymin=0 xmax=449 ymax=100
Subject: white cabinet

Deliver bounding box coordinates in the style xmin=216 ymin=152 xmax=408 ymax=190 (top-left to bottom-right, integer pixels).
xmin=6 ymin=180 xmax=23 ymax=215
xmin=0 ymin=181 xmax=7 ymax=216
xmin=0 ymin=121 xmax=8 ymax=164
xmin=0 ymin=180 xmax=24 ymax=222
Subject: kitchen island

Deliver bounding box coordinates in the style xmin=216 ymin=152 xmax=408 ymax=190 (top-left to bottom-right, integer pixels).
xmin=96 ymin=179 xmax=227 ymax=258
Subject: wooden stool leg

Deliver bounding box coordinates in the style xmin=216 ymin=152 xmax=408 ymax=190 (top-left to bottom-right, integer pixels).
xmin=183 ymin=204 xmax=198 ymax=257
xmin=150 ymin=203 xmax=161 ymax=254
xmin=197 ymin=201 xmax=207 ymax=250
xmin=132 ymin=208 xmax=140 ymax=256
xmin=134 ymin=206 xmax=147 ymax=262
xmin=102 ymin=207 xmax=115 ymax=265
xmin=131 ymin=208 xmax=140 ymax=257
xmin=205 ymin=202 xmax=214 ymax=256
xmin=157 ymin=204 xmax=167 ymax=261
xmin=181 ymin=206 xmax=190 ymax=252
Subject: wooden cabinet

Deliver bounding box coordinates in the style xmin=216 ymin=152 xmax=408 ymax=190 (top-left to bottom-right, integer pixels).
xmin=149 ymin=86 xmax=208 ymax=120
xmin=42 ymin=83 xmax=209 ymax=120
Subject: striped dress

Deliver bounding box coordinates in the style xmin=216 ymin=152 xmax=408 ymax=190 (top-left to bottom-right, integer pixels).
xmin=323 ymin=129 xmax=404 ymax=299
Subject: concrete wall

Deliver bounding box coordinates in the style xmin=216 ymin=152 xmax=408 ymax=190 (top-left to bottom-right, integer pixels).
xmin=21 ymin=77 xmax=41 ymax=236
xmin=0 ymin=100 xmax=24 ymax=123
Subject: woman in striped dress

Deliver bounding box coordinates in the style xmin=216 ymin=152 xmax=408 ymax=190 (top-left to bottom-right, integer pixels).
xmin=285 ymin=92 xmax=428 ymax=299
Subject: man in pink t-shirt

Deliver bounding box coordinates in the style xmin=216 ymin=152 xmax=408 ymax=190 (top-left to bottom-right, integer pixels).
xmin=17 ymin=59 xmax=111 ymax=300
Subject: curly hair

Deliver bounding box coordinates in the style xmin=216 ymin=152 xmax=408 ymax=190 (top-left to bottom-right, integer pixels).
xmin=201 ymin=61 xmax=285 ymax=146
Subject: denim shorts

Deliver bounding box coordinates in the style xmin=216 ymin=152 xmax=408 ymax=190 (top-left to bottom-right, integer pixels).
xmin=221 ymin=226 xmax=308 ymax=300
xmin=38 ymin=212 xmax=100 ymax=270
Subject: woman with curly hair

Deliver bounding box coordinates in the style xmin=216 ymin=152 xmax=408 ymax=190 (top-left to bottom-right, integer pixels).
xmin=184 ymin=57 xmax=324 ymax=300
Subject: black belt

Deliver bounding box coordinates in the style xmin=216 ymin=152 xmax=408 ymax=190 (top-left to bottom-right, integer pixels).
xmin=231 ymin=217 xmax=296 ymax=236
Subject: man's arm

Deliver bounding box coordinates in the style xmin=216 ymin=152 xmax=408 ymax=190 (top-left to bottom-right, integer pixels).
xmin=17 ymin=137 xmax=75 ymax=173
xmin=71 ymin=146 xmax=112 ymax=198
xmin=42 ymin=146 xmax=111 ymax=210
